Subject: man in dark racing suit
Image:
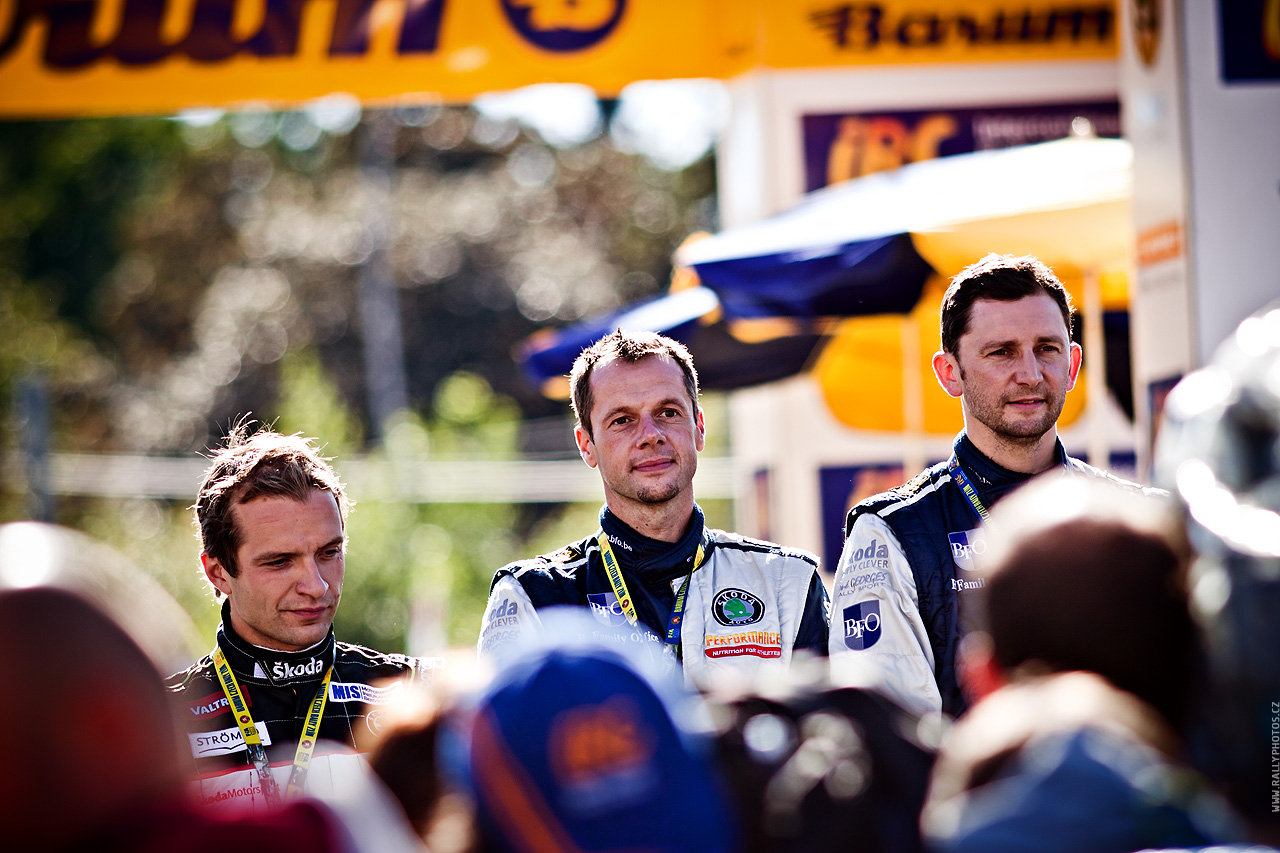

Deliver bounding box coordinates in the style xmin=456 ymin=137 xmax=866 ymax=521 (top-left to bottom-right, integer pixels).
xmin=828 ymin=254 xmax=1153 ymax=719
xmin=167 ymin=427 xmax=434 ymax=813
xmin=479 ymin=330 xmax=829 ymax=686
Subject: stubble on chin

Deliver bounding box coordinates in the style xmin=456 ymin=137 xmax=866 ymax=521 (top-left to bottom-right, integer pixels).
xmin=991 ymin=396 xmax=1065 ymax=443
xmin=634 ymin=482 xmax=681 ymax=505
xmin=997 ymin=414 xmax=1055 ymax=441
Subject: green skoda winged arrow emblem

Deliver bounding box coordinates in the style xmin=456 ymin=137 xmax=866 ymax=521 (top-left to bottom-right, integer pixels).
xmin=712 ymin=588 xmax=764 ymax=627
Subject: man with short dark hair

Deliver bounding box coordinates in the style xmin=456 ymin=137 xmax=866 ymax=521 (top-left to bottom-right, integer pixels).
xmin=828 ymin=253 xmax=1149 ymax=718
xmin=479 ymin=330 xmax=829 ymax=686
xmin=167 ymin=427 xmax=434 ymax=812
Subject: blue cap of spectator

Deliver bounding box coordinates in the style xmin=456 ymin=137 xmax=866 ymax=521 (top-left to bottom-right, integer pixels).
xmin=459 ymin=609 xmax=736 ymax=853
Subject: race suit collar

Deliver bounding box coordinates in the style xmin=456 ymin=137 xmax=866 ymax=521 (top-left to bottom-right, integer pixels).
xmin=599 ymin=504 xmax=708 ymax=590
xmin=215 ymin=599 xmax=337 ymax=686
xmin=954 ymin=432 xmax=1068 ymax=509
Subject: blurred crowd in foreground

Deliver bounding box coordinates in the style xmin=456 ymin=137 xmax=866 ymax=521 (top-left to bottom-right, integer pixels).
xmin=4 ymin=299 xmax=1280 ymax=853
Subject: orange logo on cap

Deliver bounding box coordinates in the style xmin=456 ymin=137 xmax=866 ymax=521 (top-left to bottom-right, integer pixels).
xmin=549 ymin=697 xmax=654 ymax=783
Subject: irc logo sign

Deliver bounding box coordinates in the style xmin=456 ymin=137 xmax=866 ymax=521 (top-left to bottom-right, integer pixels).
xmin=587 ymin=592 xmax=627 ymax=628
xmin=948 ymin=528 xmax=987 ymax=573
xmin=843 ymin=600 xmax=881 ymax=651
xmin=501 ymin=0 xmax=627 ymax=52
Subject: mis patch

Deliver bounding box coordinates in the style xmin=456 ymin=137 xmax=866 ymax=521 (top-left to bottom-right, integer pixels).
xmin=842 ymin=600 xmax=882 ymax=651
xmin=948 ymin=527 xmax=987 ymax=573
xmin=587 ymin=592 xmax=627 ymax=627
xmin=712 ymin=588 xmax=765 ymax=627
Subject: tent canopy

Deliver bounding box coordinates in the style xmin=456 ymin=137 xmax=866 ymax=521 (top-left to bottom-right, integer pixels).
xmin=677 ymin=136 xmax=1133 ymax=303
xmin=518 ymin=136 xmax=1134 ymax=430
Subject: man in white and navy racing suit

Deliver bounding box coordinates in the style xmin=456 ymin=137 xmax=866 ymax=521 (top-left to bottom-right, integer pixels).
xmin=829 ymin=254 xmax=1153 ymax=719
xmin=480 ymin=330 xmax=828 ymax=686
xmin=168 ymin=600 xmax=432 ymax=812
xmin=168 ymin=427 xmax=435 ymax=813
xmin=483 ymin=504 xmax=829 ymax=685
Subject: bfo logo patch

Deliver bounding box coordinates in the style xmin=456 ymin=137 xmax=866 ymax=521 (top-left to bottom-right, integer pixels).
xmin=842 ymin=600 xmax=882 ymax=651
xmin=501 ymin=0 xmax=626 ymax=52
xmin=712 ymin=588 xmax=764 ymax=627
xmin=587 ymin=592 xmax=627 ymax=627
xmin=948 ymin=528 xmax=987 ymax=573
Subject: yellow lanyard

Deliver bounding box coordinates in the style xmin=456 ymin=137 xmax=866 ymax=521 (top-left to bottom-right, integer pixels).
xmin=213 ymin=647 xmax=333 ymax=805
xmin=948 ymin=456 xmax=991 ymax=522
xmin=595 ymin=531 xmax=708 ymax=649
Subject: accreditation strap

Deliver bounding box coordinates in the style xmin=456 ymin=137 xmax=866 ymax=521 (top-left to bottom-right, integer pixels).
xmin=595 ymin=531 xmax=709 ymax=652
xmin=212 ymin=647 xmax=333 ymax=805
xmin=948 ymin=455 xmax=991 ymax=523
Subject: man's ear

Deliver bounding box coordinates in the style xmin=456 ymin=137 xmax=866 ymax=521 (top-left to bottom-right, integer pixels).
xmin=694 ymin=408 xmax=706 ymax=452
xmin=574 ymin=425 xmax=597 ymax=469
xmin=201 ymin=552 xmax=233 ymax=597
xmin=1066 ymin=341 xmax=1083 ymax=391
xmin=932 ymin=350 xmax=964 ymax=398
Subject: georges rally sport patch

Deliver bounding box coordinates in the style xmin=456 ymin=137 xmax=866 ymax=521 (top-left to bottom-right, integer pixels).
xmin=712 ymin=588 xmax=765 ymax=627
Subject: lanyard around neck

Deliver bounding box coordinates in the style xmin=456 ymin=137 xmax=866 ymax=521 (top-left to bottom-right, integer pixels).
xmin=595 ymin=531 xmax=708 ymax=650
xmin=213 ymin=646 xmax=333 ymax=805
xmin=948 ymin=456 xmax=991 ymax=523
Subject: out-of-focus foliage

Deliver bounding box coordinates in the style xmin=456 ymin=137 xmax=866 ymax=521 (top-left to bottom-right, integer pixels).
xmin=333 ymin=373 xmax=525 ymax=651
xmin=0 ymin=102 xmax=719 ymax=655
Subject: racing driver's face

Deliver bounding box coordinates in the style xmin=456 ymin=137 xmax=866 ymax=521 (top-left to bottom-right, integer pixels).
xmin=936 ymin=293 xmax=1082 ymax=449
xmin=575 ymin=355 xmax=705 ymax=520
xmin=202 ymin=488 xmax=345 ymax=651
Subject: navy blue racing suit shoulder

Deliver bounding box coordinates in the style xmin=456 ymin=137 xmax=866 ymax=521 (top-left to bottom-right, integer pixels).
xmin=489 ymin=535 xmax=594 ymax=609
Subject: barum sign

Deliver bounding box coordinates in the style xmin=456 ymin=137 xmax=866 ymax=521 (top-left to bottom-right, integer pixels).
xmin=0 ymin=0 xmax=706 ymax=116
xmin=0 ymin=0 xmax=1116 ymax=118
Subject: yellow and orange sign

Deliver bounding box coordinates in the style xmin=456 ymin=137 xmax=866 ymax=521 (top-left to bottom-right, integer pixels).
xmin=0 ymin=0 xmax=1117 ymax=118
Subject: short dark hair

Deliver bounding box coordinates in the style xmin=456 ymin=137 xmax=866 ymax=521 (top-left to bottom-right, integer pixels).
xmin=569 ymin=330 xmax=700 ymax=440
xmin=194 ymin=425 xmax=348 ymax=578
xmin=984 ymin=514 xmax=1193 ymax=728
xmin=940 ymin=254 xmax=1074 ymax=355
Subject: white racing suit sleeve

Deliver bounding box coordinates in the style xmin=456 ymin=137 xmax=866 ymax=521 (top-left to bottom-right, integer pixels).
xmin=828 ymin=512 xmax=941 ymax=718
xmin=477 ymin=575 xmax=541 ymax=658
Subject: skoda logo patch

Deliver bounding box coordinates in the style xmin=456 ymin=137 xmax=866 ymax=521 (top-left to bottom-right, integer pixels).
xmin=712 ymin=588 xmax=764 ymax=627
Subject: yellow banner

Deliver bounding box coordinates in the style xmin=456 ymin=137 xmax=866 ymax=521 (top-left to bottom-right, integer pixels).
xmin=0 ymin=0 xmax=1116 ymax=118
xmin=764 ymin=1 xmax=1118 ymax=68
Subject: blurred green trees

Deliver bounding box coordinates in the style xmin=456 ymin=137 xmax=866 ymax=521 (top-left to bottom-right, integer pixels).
xmin=0 ymin=102 xmax=720 ymax=657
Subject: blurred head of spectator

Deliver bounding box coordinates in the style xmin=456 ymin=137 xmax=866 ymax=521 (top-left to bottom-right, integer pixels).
xmin=0 ymin=585 xmax=187 ymax=851
xmin=920 ymin=478 xmax=1244 ymax=853
xmin=958 ymin=476 xmax=1195 ymax=728
xmin=0 ymin=586 xmax=353 ymax=853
